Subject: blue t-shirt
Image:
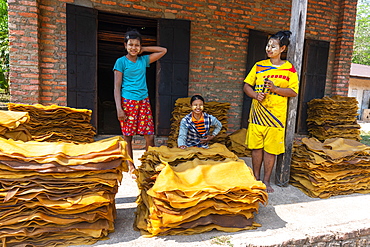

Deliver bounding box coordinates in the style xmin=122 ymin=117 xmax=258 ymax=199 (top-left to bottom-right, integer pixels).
xmin=113 ymin=55 xmax=150 ymax=101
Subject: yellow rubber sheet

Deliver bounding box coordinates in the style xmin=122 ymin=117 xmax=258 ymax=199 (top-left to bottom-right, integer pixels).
xmin=135 ymin=144 xmax=267 ymax=236
xmin=290 ymin=137 xmax=370 ymax=198
xmin=0 ymin=136 xmax=131 ymax=246
xmin=0 ymin=136 xmax=131 ymax=166
xmin=306 ymin=96 xmax=360 ymax=141
xmin=8 ymin=103 xmax=96 ymax=143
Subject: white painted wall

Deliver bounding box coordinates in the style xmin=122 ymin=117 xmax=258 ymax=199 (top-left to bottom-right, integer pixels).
xmin=348 ymin=77 xmax=370 ymax=120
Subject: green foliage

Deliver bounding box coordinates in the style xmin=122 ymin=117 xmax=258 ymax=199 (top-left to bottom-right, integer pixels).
xmin=352 ymin=0 xmax=370 ymax=65
xmin=360 ymin=135 xmax=370 ymax=146
xmin=0 ymin=0 xmax=9 ymax=92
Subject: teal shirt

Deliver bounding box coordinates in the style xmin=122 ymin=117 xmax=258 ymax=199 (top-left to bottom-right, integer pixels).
xmin=113 ymin=55 xmax=150 ymax=101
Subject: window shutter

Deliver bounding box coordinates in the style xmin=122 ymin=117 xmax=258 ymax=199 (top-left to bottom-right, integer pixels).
xmin=66 ymin=4 xmax=98 ymax=128
xmin=156 ymin=19 xmax=190 ymax=136
xmin=296 ymin=40 xmax=329 ymax=134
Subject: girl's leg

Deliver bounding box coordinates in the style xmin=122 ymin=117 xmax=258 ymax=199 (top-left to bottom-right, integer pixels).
xmin=262 ymin=151 xmax=276 ymax=193
xmin=123 ymin=135 xmax=136 ymax=179
xmin=144 ymin=135 xmax=154 ymax=151
xmin=251 ymin=148 xmax=263 ymax=181
xmin=137 ymin=98 xmax=155 ymax=151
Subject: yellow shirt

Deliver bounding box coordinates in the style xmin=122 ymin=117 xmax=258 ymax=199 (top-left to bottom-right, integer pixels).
xmin=244 ymin=59 xmax=299 ymax=128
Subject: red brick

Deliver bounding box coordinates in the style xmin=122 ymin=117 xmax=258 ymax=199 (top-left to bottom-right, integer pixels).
xmin=133 ymin=5 xmax=146 ymax=10
xmin=20 ymin=37 xmax=38 ymax=42
xmin=19 ymin=12 xmax=37 ymax=18
xmin=21 ymin=84 xmax=39 ymax=90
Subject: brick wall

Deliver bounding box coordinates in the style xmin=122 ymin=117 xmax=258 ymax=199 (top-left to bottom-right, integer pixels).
xmin=38 ymin=0 xmax=68 ymax=104
xmin=8 ymin=0 xmax=41 ymax=103
xmin=330 ymin=0 xmax=357 ymax=96
xmin=8 ymin=0 xmax=357 ymax=133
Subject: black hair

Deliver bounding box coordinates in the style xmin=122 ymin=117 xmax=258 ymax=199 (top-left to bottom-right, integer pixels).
xmin=190 ymin=95 xmax=205 ymax=104
xmin=269 ymin=31 xmax=292 ymax=47
xmin=124 ymin=29 xmax=142 ymax=44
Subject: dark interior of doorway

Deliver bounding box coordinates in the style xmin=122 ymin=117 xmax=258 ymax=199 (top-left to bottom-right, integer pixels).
xmin=97 ymin=11 xmax=157 ymax=135
xmin=241 ymin=30 xmax=269 ymax=129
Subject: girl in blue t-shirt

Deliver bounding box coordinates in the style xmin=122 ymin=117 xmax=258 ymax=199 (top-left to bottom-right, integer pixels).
xmin=113 ymin=30 xmax=167 ymax=179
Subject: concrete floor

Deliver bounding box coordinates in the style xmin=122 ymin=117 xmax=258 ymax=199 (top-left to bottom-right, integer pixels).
xmin=71 ymin=150 xmax=370 ymax=247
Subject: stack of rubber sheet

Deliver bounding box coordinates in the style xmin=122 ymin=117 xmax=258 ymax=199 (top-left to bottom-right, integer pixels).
xmin=134 ymin=143 xmax=268 ymax=236
xmin=167 ymin=97 xmax=230 ymax=148
xmin=290 ymin=137 xmax=370 ymax=198
xmin=225 ymin=128 xmax=251 ymax=157
xmin=306 ymin=96 xmax=360 ymax=141
xmin=8 ymin=103 xmax=96 ymax=143
xmin=0 ymin=110 xmax=32 ymax=141
xmin=0 ymin=136 xmax=130 ymax=247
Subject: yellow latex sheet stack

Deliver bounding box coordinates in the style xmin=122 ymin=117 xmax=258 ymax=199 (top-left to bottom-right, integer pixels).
xmin=0 ymin=136 xmax=130 ymax=247
xmin=225 ymin=128 xmax=252 ymax=157
xmin=306 ymin=96 xmax=360 ymax=141
xmin=0 ymin=110 xmax=32 ymax=142
xmin=290 ymin=137 xmax=370 ymax=198
xmin=8 ymin=103 xmax=96 ymax=143
xmin=167 ymin=97 xmax=230 ymax=148
xmin=135 ymin=143 xmax=267 ymax=236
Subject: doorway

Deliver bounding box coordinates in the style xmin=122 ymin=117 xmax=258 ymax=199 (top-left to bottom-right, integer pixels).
xmin=241 ymin=30 xmax=269 ymax=128
xmin=97 ymin=12 xmax=158 ymax=135
xmin=296 ymin=39 xmax=329 ymax=134
xmin=66 ymin=4 xmax=190 ymax=136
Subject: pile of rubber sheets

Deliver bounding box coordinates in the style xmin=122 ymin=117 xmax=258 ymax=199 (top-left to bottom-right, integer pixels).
xmin=167 ymin=97 xmax=230 ymax=148
xmin=0 ymin=136 xmax=130 ymax=247
xmin=134 ymin=143 xmax=267 ymax=236
xmin=225 ymin=128 xmax=251 ymax=157
xmin=306 ymin=96 xmax=360 ymax=141
xmin=290 ymin=137 xmax=370 ymax=198
xmin=8 ymin=103 xmax=96 ymax=143
xmin=0 ymin=110 xmax=32 ymax=141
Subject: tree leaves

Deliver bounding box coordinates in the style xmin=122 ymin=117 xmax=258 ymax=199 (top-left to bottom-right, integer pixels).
xmin=352 ymin=0 xmax=370 ymax=65
xmin=0 ymin=0 xmax=8 ymax=92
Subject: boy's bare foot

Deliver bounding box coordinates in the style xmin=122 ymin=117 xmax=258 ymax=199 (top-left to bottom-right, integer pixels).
xmin=263 ymin=181 xmax=274 ymax=193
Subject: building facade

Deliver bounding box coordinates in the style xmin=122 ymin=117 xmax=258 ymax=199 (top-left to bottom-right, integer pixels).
xmin=7 ymin=0 xmax=357 ymax=136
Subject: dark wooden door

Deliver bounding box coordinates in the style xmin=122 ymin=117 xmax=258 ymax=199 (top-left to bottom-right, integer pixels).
xmin=157 ymin=19 xmax=190 ymax=136
xmin=66 ymin=4 xmax=98 ymax=128
xmin=296 ymin=40 xmax=329 ymax=134
xmin=241 ymin=30 xmax=269 ymax=128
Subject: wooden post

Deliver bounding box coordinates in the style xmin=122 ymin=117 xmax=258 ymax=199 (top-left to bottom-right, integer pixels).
xmin=275 ymin=0 xmax=307 ymax=186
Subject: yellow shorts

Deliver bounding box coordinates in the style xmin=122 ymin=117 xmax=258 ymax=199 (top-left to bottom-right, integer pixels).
xmin=246 ymin=123 xmax=285 ymax=155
